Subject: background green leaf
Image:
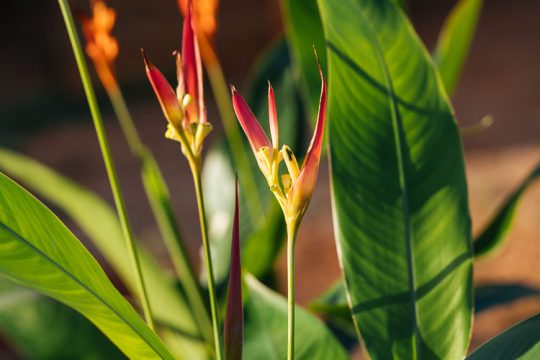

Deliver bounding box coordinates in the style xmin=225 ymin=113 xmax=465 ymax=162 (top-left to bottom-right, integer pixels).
xmin=243 ymin=274 xmax=349 ymax=359
xmin=0 ymin=148 xmax=207 ymax=359
xmin=474 ymin=164 xmax=540 ymax=258
xmin=0 ymin=277 xmax=124 ymax=359
xmin=0 ymin=171 xmax=174 ymax=359
xmin=433 ymin=0 xmax=484 ymax=95
xmin=467 ymin=314 xmax=540 ymax=359
xmin=280 ymin=0 xmax=327 ymax=121
xmin=318 ymin=0 xmax=473 ymax=358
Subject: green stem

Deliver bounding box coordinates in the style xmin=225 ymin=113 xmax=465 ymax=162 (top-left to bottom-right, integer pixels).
xmin=286 ymin=221 xmax=299 ymax=360
xmin=189 ymin=158 xmax=223 ymax=360
xmin=205 ymin=61 xmax=264 ymax=223
xmin=57 ymin=0 xmax=154 ymax=330
xmin=106 ymin=86 xmax=214 ymax=344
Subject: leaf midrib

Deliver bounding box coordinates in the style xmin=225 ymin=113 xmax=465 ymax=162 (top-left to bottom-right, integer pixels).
xmin=0 ymin=221 xmax=167 ymax=359
xmin=338 ymin=0 xmax=420 ymax=354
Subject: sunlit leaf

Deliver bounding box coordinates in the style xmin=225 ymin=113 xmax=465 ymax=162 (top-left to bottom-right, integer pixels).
xmin=474 ymin=164 xmax=540 ymax=258
xmin=243 ymin=274 xmax=348 ymax=359
xmin=0 ymin=277 xmax=123 ymax=359
xmin=319 ymin=0 xmax=473 ymax=358
xmin=0 ymin=148 xmax=207 ymax=358
xmin=433 ymin=0 xmax=484 ymax=95
xmin=467 ymin=314 xmax=540 ymax=359
xmin=280 ymin=0 xmax=327 ymax=121
xmin=0 ymin=171 xmax=174 ymax=359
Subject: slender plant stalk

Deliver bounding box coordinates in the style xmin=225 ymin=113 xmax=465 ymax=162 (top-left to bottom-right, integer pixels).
xmin=106 ymin=86 xmax=214 ymax=345
xmin=286 ymin=222 xmax=299 ymax=360
xmin=188 ymin=157 xmax=224 ymax=360
xmin=57 ymin=0 xmax=154 ymax=329
xmin=107 ymin=86 xmax=144 ymax=155
xmin=201 ymin=37 xmax=264 ymax=223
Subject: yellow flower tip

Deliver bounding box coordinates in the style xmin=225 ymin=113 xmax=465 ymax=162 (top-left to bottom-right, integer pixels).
xmin=281 ymin=145 xmax=300 ymax=182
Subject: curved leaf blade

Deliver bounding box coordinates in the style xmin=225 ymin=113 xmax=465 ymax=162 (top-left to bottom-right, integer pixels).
xmin=474 ymin=164 xmax=540 ymax=258
xmin=433 ymin=0 xmax=484 ymax=95
xmin=0 ymin=147 xmax=205 ymax=355
xmin=467 ymin=314 xmax=540 ymax=360
xmin=319 ymin=0 xmax=473 ymax=358
xmin=280 ymin=0 xmax=327 ymax=120
xmin=243 ymin=274 xmax=348 ymax=359
xmin=0 ymin=277 xmax=124 ymax=359
xmin=0 ymin=171 xmax=174 ymax=359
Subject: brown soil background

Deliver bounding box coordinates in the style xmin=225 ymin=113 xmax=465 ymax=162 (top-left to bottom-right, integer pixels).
xmin=1 ymin=0 xmax=539 ymax=358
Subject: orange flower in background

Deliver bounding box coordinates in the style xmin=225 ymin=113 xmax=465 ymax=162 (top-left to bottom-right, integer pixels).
xmin=80 ymin=0 xmax=118 ymax=90
xmin=177 ymin=0 xmax=219 ymax=65
xmin=177 ymin=0 xmax=218 ymax=42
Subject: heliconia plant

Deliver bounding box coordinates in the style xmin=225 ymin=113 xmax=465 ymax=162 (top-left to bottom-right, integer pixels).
xmin=0 ymin=0 xmax=539 ymax=359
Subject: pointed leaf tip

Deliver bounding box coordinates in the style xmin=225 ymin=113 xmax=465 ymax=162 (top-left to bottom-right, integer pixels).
xmin=224 ymin=178 xmax=243 ymax=360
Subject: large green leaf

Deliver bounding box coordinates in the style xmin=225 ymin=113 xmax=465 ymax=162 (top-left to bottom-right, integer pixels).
xmin=0 ymin=148 xmax=207 ymax=358
xmin=0 ymin=277 xmax=123 ymax=359
xmin=474 ymin=164 xmax=540 ymax=258
xmin=243 ymin=274 xmax=349 ymax=359
xmin=319 ymin=0 xmax=473 ymax=359
xmin=433 ymin=0 xmax=484 ymax=95
xmin=280 ymin=0 xmax=327 ymax=120
xmin=467 ymin=314 xmax=540 ymax=359
xmin=0 ymin=171 xmax=174 ymax=359
xmin=202 ymin=40 xmax=303 ymax=283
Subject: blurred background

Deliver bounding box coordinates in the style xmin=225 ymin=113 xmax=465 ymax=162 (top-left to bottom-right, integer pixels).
xmin=0 ymin=0 xmax=539 ymax=358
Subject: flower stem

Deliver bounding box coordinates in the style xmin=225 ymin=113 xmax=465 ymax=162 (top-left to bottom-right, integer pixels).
xmin=57 ymin=0 xmax=154 ymax=330
xmin=189 ymin=157 xmax=223 ymax=360
xmin=286 ymin=221 xmax=299 ymax=360
xmin=106 ymin=85 xmax=214 ymax=346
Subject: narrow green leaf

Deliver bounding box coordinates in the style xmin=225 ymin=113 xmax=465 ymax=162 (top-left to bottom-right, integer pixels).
xmin=474 ymin=164 xmax=540 ymax=258
xmin=224 ymin=181 xmax=243 ymax=360
xmin=475 ymin=284 xmax=540 ymax=313
xmin=0 ymin=277 xmax=124 ymax=359
xmin=0 ymin=148 xmax=207 ymax=358
xmin=0 ymin=171 xmax=174 ymax=359
xmin=318 ymin=0 xmax=473 ymax=358
xmin=243 ymin=274 xmax=348 ymax=359
xmin=433 ymin=0 xmax=484 ymax=95
xmin=467 ymin=314 xmax=540 ymax=359
xmin=280 ymin=0 xmax=327 ymax=120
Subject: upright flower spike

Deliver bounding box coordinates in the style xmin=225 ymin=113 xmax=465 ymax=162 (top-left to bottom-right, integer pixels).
xmin=80 ymin=0 xmax=118 ymax=91
xmin=142 ymin=0 xmax=212 ymax=158
xmin=231 ymin=53 xmax=327 ymax=226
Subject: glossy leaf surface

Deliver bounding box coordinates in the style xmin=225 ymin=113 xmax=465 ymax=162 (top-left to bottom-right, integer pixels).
xmin=433 ymin=0 xmax=484 ymax=95
xmin=280 ymin=0 xmax=327 ymax=120
xmin=467 ymin=314 xmax=540 ymax=360
xmin=0 ymin=171 xmax=174 ymax=359
xmin=0 ymin=277 xmax=124 ymax=359
xmin=319 ymin=0 xmax=473 ymax=358
xmin=474 ymin=164 xmax=540 ymax=258
xmin=243 ymin=274 xmax=348 ymax=359
xmin=0 ymin=148 xmax=207 ymax=358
